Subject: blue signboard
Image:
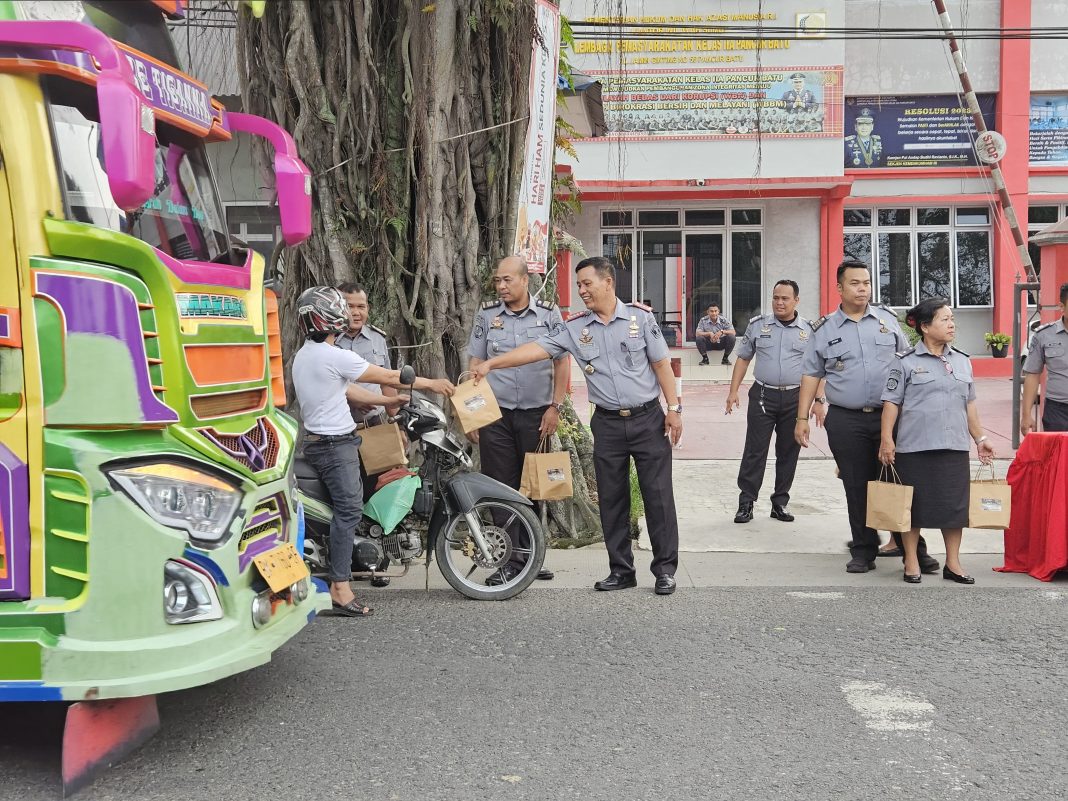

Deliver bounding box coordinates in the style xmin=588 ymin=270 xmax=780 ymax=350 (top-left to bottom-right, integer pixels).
xmin=1030 ymin=95 xmax=1068 ymax=165
xmin=844 ymin=95 xmax=997 ymax=169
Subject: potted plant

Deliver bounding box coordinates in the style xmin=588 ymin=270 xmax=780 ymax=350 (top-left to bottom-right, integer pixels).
xmin=984 ymin=331 xmax=1011 ymax=358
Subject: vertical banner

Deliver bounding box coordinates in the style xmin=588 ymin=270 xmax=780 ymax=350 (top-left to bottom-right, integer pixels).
xmin=514 ymin=0 xmax=560 ymax=274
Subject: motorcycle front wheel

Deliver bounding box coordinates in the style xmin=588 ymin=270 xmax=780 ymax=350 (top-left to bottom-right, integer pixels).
xmin=435 ymin=500 xmax=546 ymax=600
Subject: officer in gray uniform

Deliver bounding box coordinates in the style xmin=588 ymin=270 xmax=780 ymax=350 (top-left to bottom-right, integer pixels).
xmin=794 ymin=259 xmax=939 ymax=574
xmin=467 ymin=255 xmax=568 ymax=584
xmin=336 ymin=282 xmax=394 ymax=423
xmin=726 ymin=280 xmax=824 ymax=524
xmin=1021 ymin=281 xmax=1068 ymax=435
xmin=470 ymin=256 xmax=683 ymax=596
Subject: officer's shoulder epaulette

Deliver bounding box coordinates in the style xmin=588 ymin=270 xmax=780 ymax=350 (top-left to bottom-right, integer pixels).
xmin=481 ymin=299 xmax=503 ymax=310
xmin=567 ymin=309 xmax=592 ymax=320
xmin=1035 ymin=321 xmax=1056 ymax=333
xmin=366 ymin=323 xmax=388 ymax=337
xmin=626 ymin=301 xmax=653 ymax=313
xmin=810 ymin=315 xmax=828 ymax=331
xmin=535 ymin=298 xmax=558 ymax=311
xmin=748 ymin=313 xmax=763 ymax=324
xmin=950 ymin=345 xmax=970 ymax=357
xmin=875 ymin=302 xmax=897 ymax=313
xmin=896 ymin=347 xmax=916 ymax=359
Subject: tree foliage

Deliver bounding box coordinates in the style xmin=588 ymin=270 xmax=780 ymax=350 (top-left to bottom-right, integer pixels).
xmin=237 ymin=0 xmax=536 ymax=384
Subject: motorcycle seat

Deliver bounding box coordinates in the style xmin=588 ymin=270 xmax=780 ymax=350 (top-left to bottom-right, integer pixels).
xmin=294 ymin=455 xmax=332 ymax=504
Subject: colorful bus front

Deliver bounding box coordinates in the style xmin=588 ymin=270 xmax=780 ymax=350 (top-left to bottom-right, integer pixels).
xmin=0 ymin=0 xmax=324 ymax=714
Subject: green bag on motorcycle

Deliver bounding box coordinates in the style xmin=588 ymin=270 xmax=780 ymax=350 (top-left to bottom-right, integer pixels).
xmin=363 ymin=474 xmax=422 ymax=534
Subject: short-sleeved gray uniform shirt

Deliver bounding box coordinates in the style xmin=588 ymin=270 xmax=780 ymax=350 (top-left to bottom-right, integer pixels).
xmin=802 ymin=305 xmax=908 ymax=409
xmin=736 ymin=313 xmax=814 ymax=387
xmin=537 ymin=300 xmax=669 ymax=409
xmin=697 ymin=315 xmax=734 ymax=336
xmin=881 ymin=342 xmax=976 ymax=453
xmin=336 ymin=324 xmax=392 ymax=420
xmin=467 ymin=294 xmax=565 ymax=410
xmin=1023 ymin=319 xmax=1068 ymax=403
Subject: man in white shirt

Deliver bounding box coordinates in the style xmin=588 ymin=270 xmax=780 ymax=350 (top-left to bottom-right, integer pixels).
xmin=292 ymin=286 xmax=454 ymax=616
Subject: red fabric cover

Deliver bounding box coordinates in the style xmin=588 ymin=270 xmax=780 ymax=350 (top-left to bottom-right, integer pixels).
xmin=997 ymin=432 xmax=1068 ymax=581
xmin=374 ymin=467 xmax=418 ymax=491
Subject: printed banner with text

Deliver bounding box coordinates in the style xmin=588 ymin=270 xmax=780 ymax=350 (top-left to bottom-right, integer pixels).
xmin=844 ymin=95 xmax=996 ymax=169
xmin=513 ymin=0 xmax=560 ymax=273
xmin=1029 ymin=94 xmax=1068 ymax=165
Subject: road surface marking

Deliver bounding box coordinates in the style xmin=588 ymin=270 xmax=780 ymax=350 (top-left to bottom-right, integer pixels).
xmin=841 ymin=681 xmax=935 ymax=732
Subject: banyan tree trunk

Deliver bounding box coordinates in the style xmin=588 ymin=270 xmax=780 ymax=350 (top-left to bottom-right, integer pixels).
xmin=237 ymin=0 xmax=534 ymax=386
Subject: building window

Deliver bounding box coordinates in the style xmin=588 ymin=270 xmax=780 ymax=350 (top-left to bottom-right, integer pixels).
xmin=601 ymin=210 xmax=632 ymax=227
xmin=1026 ymin=204 xmax=1067 ymax=304
xmin=637 ymin=210 xmax=679 ymax=227
xmin=842 ymin=205 xmax=993 ymax=308
xmin=226 ymin=203 xmax=281 ymax=261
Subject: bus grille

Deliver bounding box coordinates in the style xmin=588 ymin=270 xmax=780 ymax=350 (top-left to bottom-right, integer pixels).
xmin=198 ymin=417 xmax=280 ymax=472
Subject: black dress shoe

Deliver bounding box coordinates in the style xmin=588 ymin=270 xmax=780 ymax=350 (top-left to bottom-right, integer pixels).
xmin=594 ymin=572 xmax=637 ymax=591
xmin=537 ymin=568 xmax=555 ymax=581
xmin=734 ymin=502 xmax=754 ymax=524
xmin=654 ymin=574 xmax=676 ymax=595
xmin=943 ymin=566 xmax=975 ymax=585
xmin=903 ymin=573 xmax=921 ymax=584
xmin=699 ymin=358 xmax=709 ymax=366
xmin=846 ymin=557 xmax=876 ymax=573
xmin=485 ymin=564 xmax=521 ymax=586
xmin=721 ymin=357 xmax=731 ymax=365
xmin=920 ymin=557 xmax=941 ymax=574
xmin=770 ymin=504 xmax=794 ymax=522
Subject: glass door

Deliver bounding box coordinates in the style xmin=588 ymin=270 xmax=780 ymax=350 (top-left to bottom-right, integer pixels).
xmin=730 ymin=231 xmax=762 ymax=331
xmin=684 ymin=233 xmax=724 ymax=341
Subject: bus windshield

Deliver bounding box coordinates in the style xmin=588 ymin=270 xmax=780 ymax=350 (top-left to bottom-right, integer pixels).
xmin=28 ymin=1 xmax=232 ymax=263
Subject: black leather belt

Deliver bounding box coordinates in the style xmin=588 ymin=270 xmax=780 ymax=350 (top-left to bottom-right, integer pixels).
xmin=594 ymin=399 xmax=659 ymax=418
xmin=830 ymin=404 xmax=879 ymax=414
xmin=304 ymin=431 xmax=357 ymax=442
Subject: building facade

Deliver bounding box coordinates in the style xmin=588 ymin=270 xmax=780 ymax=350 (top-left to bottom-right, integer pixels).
xmin=559 ymin=0 xmax=1065 ymax=368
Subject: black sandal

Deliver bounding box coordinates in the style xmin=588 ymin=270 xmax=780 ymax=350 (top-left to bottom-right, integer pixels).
xmin=329 ymin=599 xmax=374 ymax=617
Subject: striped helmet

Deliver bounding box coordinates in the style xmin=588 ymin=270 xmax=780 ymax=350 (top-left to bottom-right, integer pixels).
xmin=296 ymin=286 xmax=349 ymax=337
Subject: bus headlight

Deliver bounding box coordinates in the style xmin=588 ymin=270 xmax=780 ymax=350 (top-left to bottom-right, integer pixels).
xmin=108 ymin=462 xmax=243 ymax=546
xmin=163 ymin=560 xmax=223 ymax=624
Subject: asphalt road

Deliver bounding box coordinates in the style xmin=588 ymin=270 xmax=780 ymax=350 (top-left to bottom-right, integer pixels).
xmin=4 ymin=579 xmax=1067 ymax=801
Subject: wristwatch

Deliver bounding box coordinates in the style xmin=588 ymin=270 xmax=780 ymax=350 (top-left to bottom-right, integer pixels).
xmin=814 ymin=396 xmax=827 ymax=405
xmin=549 ymin=402 xmax=562 ymax=411
xmin=667 ymin=403 xmax=683 ymax=413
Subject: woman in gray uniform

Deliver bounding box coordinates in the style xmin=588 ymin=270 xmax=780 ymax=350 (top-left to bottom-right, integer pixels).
xmin=877 ymin=298 xmax=996 ymax=584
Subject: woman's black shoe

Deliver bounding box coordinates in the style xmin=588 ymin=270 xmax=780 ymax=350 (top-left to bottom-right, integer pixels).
xmin=943 ymin=566 xmax=975 ymax=585
xmin=903 ymin=573 xmax=921 ymax=584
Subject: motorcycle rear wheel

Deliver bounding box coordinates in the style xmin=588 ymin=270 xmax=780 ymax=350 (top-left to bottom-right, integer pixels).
xmin=435 ymin=500 xmax=546 ymax=600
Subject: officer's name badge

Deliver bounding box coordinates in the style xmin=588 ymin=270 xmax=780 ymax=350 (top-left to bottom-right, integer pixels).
xmin=579 ymin=328 xmax=593 ymax=345
xmin=491 ymin=316 xmax=504 ymax=329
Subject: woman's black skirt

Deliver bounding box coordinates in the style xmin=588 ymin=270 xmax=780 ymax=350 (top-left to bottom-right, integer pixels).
xmin=894 ymin=449 xmax=970 ymax=530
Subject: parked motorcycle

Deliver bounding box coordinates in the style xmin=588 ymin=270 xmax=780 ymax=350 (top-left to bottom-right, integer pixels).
xmin=296 ymin=366 xmax=546 ymax=600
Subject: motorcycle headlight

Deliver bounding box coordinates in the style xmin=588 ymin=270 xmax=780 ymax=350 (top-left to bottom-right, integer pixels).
xmin=108 ymin=462 xmax=243 ymax=546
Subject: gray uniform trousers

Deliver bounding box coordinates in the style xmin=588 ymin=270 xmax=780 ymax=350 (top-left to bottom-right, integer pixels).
xmin=478 ymin=406 xmax=547 ymax=570
xmin=737 ymin=385 xmax=801 ymax=507
xmin=590 ymin=405 xmax=679 ymax=577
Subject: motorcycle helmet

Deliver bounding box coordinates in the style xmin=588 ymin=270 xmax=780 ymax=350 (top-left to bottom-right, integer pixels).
xmin=296 ymin=285 xmax=349 ymax=338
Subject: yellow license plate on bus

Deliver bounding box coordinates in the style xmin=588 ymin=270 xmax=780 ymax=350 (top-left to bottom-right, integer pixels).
xmin=253 ymin=543 xmax=309 ymax=593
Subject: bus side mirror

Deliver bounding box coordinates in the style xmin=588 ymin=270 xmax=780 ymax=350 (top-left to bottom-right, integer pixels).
xmin=0 ymin=21 xmax=156 ymax=211
xmin=226 ymin=112 xmax=312 ymax=247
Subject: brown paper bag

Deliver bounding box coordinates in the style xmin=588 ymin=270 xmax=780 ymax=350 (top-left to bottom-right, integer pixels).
xmin=969 ymin=464 xmax=1011 ymax=529
xmin=866 ymin=464 xmax=913 ymax=532
xmin=519 ymin=437 xmax=574 ymax=501
xmin=358 ymin=422 xmax=408 ymax=474
xmin=449 ymin=376 xmax=502 ymax=434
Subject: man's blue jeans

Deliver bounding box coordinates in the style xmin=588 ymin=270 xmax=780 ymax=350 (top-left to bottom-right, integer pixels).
xmin=303 ymin=434 xmax=364 ymax=582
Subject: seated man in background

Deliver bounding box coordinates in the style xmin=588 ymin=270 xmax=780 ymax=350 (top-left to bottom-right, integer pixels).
xmin=696 ymin=304 xmax=736 ymax=366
